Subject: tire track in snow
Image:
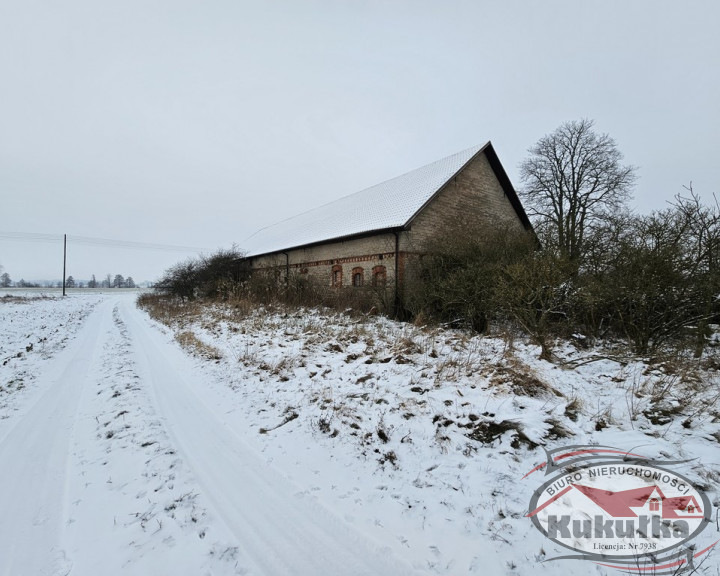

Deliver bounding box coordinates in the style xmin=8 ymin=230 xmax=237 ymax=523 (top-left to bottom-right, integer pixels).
xmin=62 ymin=300 xmax=250 ymax=575
xmin=0 ymin=295 xmax=102 ymax=442
xmin=118 ymin=299 xmax=422 ymax=576
xmin=0 ymin=297 xmax=112 ymax=576
xmin=0 ymin=295 xmax=249 ymax=576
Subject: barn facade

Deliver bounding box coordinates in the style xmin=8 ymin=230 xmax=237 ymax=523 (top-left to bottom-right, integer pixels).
xmin=243 ymin=142 xmax=532 ymax=302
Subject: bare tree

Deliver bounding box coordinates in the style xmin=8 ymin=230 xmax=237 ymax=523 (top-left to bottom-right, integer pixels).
xmin=520 ymin=119 xmax=637 ymax=261
xmin=669 ymin=186 xmax=720 ymax=356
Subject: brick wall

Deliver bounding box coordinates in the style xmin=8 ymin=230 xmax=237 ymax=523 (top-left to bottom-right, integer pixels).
xmin=250 ymin=232 xmax=399 ymax=288
xmin=401 ymin=151 xmax=525 ymax=253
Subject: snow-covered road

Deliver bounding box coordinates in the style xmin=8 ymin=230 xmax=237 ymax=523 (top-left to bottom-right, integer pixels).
xmin=0 ymin=296 xmax=108 ymax=576
xmin=0 ymin=294 xmax=418 ymax=576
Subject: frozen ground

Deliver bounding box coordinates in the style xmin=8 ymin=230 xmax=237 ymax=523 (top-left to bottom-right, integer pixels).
xmin=0 ymin=292 xmax=718 ymax=575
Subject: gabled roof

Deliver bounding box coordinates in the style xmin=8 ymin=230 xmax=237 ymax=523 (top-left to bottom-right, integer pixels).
xmin=572 ymin=484 xmax=704 ymax=520
xmin=243 ymin=142 xmax=531 ymax=257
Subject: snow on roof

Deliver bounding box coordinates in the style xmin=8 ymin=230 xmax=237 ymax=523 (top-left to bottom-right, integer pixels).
xmin=243 ymin=143 xmax=486 ymax=257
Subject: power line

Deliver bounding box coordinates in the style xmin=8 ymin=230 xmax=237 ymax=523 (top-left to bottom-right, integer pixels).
xmin=0 ymin=231 xmax=209 ymax=253
xmin=0 ymin=231 xmax=63 ymax=244
xmin=68 ymin=234 xmax=207 ymax=252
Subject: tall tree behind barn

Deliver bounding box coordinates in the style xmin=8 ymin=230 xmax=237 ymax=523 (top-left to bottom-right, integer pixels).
xmin=519 ymin=119 xmax=637 ymax=262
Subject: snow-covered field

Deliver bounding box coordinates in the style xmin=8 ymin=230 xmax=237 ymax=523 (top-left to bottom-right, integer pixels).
xmin=1 ymin=292 xmax=718 ymax=575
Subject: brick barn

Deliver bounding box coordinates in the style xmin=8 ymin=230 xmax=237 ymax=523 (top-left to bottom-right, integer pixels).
xmin=243 ymin=142 xmax=533 ymax=303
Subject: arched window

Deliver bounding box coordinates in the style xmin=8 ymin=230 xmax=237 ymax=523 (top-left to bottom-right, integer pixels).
xmin=372 ymin=265 xmax=387 ymax=287
xmin=331 ymin=264 xmax=343 ymax=287
xmin=352 ymin=267 xmax=364 ymax=287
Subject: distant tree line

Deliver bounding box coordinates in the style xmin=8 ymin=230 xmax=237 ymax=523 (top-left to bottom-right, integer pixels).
xmin=83 ymin=274 xmax=136 ymax=288
xmin=0 ymin=271 xmax=136 ymax=289
xmin=1 ymin=272 xmax=44 ymax=288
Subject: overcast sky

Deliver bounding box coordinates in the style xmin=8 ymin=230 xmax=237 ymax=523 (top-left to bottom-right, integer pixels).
xmin=1 ymin=0 xmax=718 ymax=283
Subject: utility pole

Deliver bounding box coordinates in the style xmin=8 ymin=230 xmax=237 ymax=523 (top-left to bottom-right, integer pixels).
xmin=62 ymin=234 xmax=67 ymax=296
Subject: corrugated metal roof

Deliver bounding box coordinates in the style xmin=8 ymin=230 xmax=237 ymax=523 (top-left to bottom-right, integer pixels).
xmin=243 ymin=144 xmax=486 ymax=257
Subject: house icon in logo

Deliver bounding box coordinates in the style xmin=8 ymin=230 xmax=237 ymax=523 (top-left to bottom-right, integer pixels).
xmin=527 ymin=483 xmax=704 ymax=520
xmin=572 ymin=485 xmax=704 ymax=520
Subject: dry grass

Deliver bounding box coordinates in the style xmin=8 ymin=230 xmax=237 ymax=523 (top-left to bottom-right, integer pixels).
xmin=464 ymin=419 xmax=538 ymax=450
xmin=592 ymin=406 xmax=613 ymax=431
xmin=544 ymin=418 xmax=574 ymax=440
xmin=563 ymin=396 xmax=583 ymax=422
xmin=137 ymin=292 xmax=720 ymax=469
xmin=174 ymin=331 xmax=222 ymax=360
xmin=631 ymin=356 xmax=720 ymax=429
xmin=487 ymin=359 xmax=562 ymax=398
xmin=0 ymin=294 xmax=55 ymax=304
xmin=137 ymin=293 xmax=204 ymax=325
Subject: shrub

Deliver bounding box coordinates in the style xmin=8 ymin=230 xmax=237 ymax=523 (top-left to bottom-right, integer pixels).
xmin=153 ymin=246 xmax=249 ymax=301
xmin=495 ymin=250 xmax=575 ymax=360
xmin=403 ymin=222 xmax=535 ymax=331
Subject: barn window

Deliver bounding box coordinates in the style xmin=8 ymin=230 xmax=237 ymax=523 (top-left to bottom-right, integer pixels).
xmin=352 ymin=267 xmax=364 ymax=287
xmin=331 ymin=265 xmax=343 ymax=287
xmin=649 ymin=498 xmax=660 ymax=512
xmin=372 ymin=265 xmax=387 ymax=287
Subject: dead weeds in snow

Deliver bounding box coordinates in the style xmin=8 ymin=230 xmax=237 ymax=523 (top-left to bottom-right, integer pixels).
xmin=563 ymin=396 xmax=583 ymax=421
xmin=137 ymin=296 xmax=720 ymax=491
xmin=174 ymin=331 xmax=222 ymax=360
xmin=0 ymin=294 xmax=56 ymax=304
xmin=463 ymin=418 xmax=538 ymax=450
xmin=487 ymin=358 xmax=562 ymax=399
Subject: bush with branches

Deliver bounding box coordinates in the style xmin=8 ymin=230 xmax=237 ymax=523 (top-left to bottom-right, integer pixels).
xmin=404 ymin=222 xmax=536 ymax=332
xmin=154 ymin=246 xmax=249 ymax=301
